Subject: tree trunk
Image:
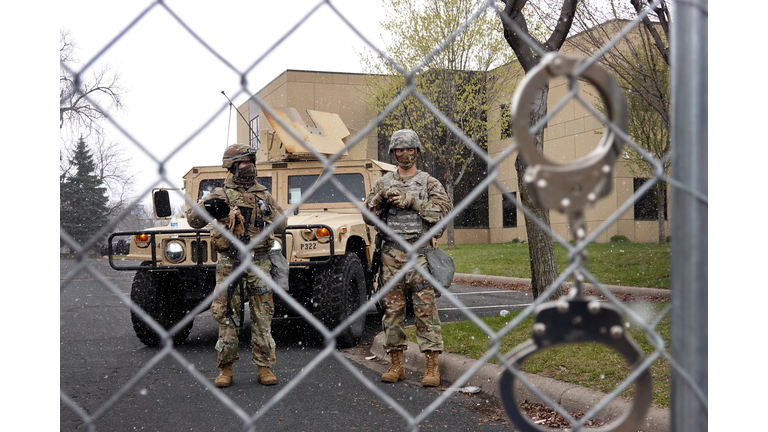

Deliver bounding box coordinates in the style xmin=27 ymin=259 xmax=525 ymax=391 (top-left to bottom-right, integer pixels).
xmin=657 ymin=180 xmax=667 ymax=244
xmin=515 ymin=86 xmax=563 ymax=300
xmin=445 ymin=181 xmax=456 ymax=249
xmin=446 ymin=221 xmax=456 ymax=249
xmin=517 ymin=165 xmax=562 ymax=299
xmin=499 ymin=0 xmax=577 ymax=301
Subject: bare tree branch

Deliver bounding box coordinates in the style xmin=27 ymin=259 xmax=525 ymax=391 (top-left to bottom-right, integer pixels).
xmin=567 ymin=3 xmax=672 ymax=243
xmin=60 ymin=30 xmax=135 ymax=218
xmin=501 ymin=0 xmax=579 ymax=70
xmin=91 ymin=136 xmax=137 ymax=217
xmin=59 ymin=29 xmax=125 ymax=138
xmin=630 ymin=0 xmax=671 ymax=64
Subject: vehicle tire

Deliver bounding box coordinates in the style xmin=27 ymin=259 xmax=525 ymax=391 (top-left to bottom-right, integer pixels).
xmin=130 ymin=264 xmax=193 ymax=347
xmin=312 ymin=253 xmax=367 ymax=348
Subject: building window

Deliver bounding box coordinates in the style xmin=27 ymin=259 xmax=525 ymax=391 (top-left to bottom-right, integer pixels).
xmin=500 ymin=103 xmax=513 ymax=139
xmin=453 ymin=188 xmax=489 ymax=229
xmin=250 ymin=115 xmax=260 ymax=150
xmin=633 ymin=178 xmax=667 ymax=221
xmin=287 ymin=173 xmax=366 ymax=204
xmin=451 ymin=162 xmax=489 ymax=229
xmin=502 ymin=192 xmax=517 ymax=228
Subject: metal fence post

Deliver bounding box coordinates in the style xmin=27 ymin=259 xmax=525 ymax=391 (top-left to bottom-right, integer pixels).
xmin=670 ymin=0 xmax=708 ymax=431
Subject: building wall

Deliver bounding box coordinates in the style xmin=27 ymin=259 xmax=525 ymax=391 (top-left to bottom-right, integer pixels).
xmin=238 ymin=70 xmax=380 ymax=162
xmin=485 ymin=43 xmax=671 ymax=244
xmin=436 ymin=228 xmax=490 ymax=246
xmin=241 ymin=63 xmax=670 ymax=244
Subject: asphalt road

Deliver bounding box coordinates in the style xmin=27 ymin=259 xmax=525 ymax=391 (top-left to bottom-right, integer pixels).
xmin=61 ymin=259 xmax=532 ymax=431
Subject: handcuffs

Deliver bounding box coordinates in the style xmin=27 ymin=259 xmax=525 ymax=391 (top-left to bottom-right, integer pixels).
xmin=497 ymin=53 xmax=652 ymax=432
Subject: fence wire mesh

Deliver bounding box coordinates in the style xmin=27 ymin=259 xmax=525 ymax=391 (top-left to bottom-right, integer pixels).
xmin=60 ymin=1 xmax=707 ymax=431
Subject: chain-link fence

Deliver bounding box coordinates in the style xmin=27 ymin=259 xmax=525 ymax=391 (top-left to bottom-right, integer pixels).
xmin=60 ymin=1 xmax=707 ymax=431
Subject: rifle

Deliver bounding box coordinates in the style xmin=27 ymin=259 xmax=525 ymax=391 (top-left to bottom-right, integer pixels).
xmin=367 ymin=204 xmax=390 ymax=282
xmin=226 ymin=206 xmax=253 ymax=329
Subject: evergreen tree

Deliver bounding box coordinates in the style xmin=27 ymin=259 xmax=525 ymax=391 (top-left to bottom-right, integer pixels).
xmin=60 ymin=137 xmax=109 ymax=253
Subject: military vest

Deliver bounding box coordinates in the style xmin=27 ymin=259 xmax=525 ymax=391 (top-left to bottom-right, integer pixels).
xmin=224 ymin=186 xmax=272 ymax=252
xmin=383 ymin=171 xmax=430 ymax=242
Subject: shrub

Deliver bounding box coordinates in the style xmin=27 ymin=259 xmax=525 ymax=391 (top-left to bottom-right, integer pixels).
xmin=610 ymin=235 xmax=630 ymax=243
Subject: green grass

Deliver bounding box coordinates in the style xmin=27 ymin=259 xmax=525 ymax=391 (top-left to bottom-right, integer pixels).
xmin=442 ymin=241 xmax=671 ymax=289
xmin=427 ymin=240 xmax=672 ymax=406
xmin=407 ymin=302 xmax=671 ymax=407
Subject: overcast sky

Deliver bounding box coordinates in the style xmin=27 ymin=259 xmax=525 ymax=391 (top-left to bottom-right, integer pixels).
xmin=58 ymin=0 xmax=387 ymax=209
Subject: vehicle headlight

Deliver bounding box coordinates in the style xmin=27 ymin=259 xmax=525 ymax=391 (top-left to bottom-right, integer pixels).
xmin=315 ymin=227 xmax=331 ymax=243
xmin=135 ymin=233 xmax=150 ymax=248
xmin=300 ymin=229 xmax=315 ymax=241
xmin=165 ymin=240 xmax=185 ymax=263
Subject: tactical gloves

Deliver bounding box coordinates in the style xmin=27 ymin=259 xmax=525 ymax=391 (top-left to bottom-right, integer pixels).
xmin=204 ymin=198 xmax=230 ymax=220
xmin=370 ymin=187 xmax=422 ymax=211
xmin=385 ymin=189 xmax=420 ymax=210
xmin=368 ymin=187 xmax=389 ymax=209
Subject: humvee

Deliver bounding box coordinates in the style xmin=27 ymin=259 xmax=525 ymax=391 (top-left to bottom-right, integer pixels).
xmin=109 ymin=108 xmax=395 ymax=348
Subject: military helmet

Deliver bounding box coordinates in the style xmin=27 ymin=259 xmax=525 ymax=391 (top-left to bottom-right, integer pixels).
xmin=388 ymin=129 xmax=424 ymax=153
xmin=222 ymin=144 xmax=256 ymax=169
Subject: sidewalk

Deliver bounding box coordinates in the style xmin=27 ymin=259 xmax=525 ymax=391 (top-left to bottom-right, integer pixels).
xmin=369 ymin=274 xmax=670 ymax=432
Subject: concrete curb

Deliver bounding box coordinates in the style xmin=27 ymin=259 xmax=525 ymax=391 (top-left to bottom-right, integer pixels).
xmin=369 ymin=277 xmax=670 ymax=431
xmin=370 ymin=333 xmax=669 ymax=432
xmin=453 ymin=273 xmax=671 ymax=299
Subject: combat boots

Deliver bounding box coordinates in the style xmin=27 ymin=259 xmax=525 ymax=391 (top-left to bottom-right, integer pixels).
xmin=422 ymin=351 xmax=440 ymax=387
xmin=258 ymin=366 xmax=277 ymax=386
xmin=381 ymin=350 xmax=406 ymax=383
xmin=215 ymin=363 xmax=233 ymax=388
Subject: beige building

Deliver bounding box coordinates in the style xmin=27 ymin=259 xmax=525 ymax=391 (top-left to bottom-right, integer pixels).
xmin=237 ymin=63 xmax=669 ymax=245
xmin=236 ymin=71 xmax=380 ymax=163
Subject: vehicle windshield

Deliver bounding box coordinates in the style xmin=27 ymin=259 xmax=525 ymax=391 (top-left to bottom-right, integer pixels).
xmin=287 ymin=173 xmax=365 ymax=204
xmin=198 ymin=179 xmax=224 ymax=201
xmin=198 ymin=177 xmax=272 ymax=201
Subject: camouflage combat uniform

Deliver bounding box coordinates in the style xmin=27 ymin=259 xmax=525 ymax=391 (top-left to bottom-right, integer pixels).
xmin=187 ymin=177 xmax=286 ymax=369
xmin=365 ymin=170 xmax=453 ymax=354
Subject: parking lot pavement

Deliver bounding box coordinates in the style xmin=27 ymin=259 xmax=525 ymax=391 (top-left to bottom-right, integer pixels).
xmin=437 ymin=283 xmax=534 ymax=322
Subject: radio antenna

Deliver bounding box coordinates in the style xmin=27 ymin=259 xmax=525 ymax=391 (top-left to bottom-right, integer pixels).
xmin=221 ymin=91 xmax=258 ymax=149
xmin=225 ymin=98 xmax=232 ymax=147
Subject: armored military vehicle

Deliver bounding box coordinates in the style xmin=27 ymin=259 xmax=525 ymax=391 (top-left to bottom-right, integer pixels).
xmin=109 ymin=108 xmax=394 ymax=348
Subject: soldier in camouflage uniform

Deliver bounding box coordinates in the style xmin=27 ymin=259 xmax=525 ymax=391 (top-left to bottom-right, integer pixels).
xmin=187 ymin=144 xmax=287 ymax=388
xmin=364 ymin=129 xmax=453 ymax=387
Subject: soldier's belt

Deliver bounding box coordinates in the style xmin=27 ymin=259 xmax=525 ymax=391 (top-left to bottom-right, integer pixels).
xmin=383 ymin=240 xmax=433 ymax=255
xmin=382 ymin=241 xmax=436 ymax=294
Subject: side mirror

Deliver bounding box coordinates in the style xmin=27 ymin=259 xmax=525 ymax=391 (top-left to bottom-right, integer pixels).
xmin=153 ymin=189 xmax=172 ymax=218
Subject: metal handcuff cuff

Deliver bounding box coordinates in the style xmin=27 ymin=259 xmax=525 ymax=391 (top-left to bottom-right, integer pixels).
xmin=497 ymin=53 xmax=652 ymax=432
